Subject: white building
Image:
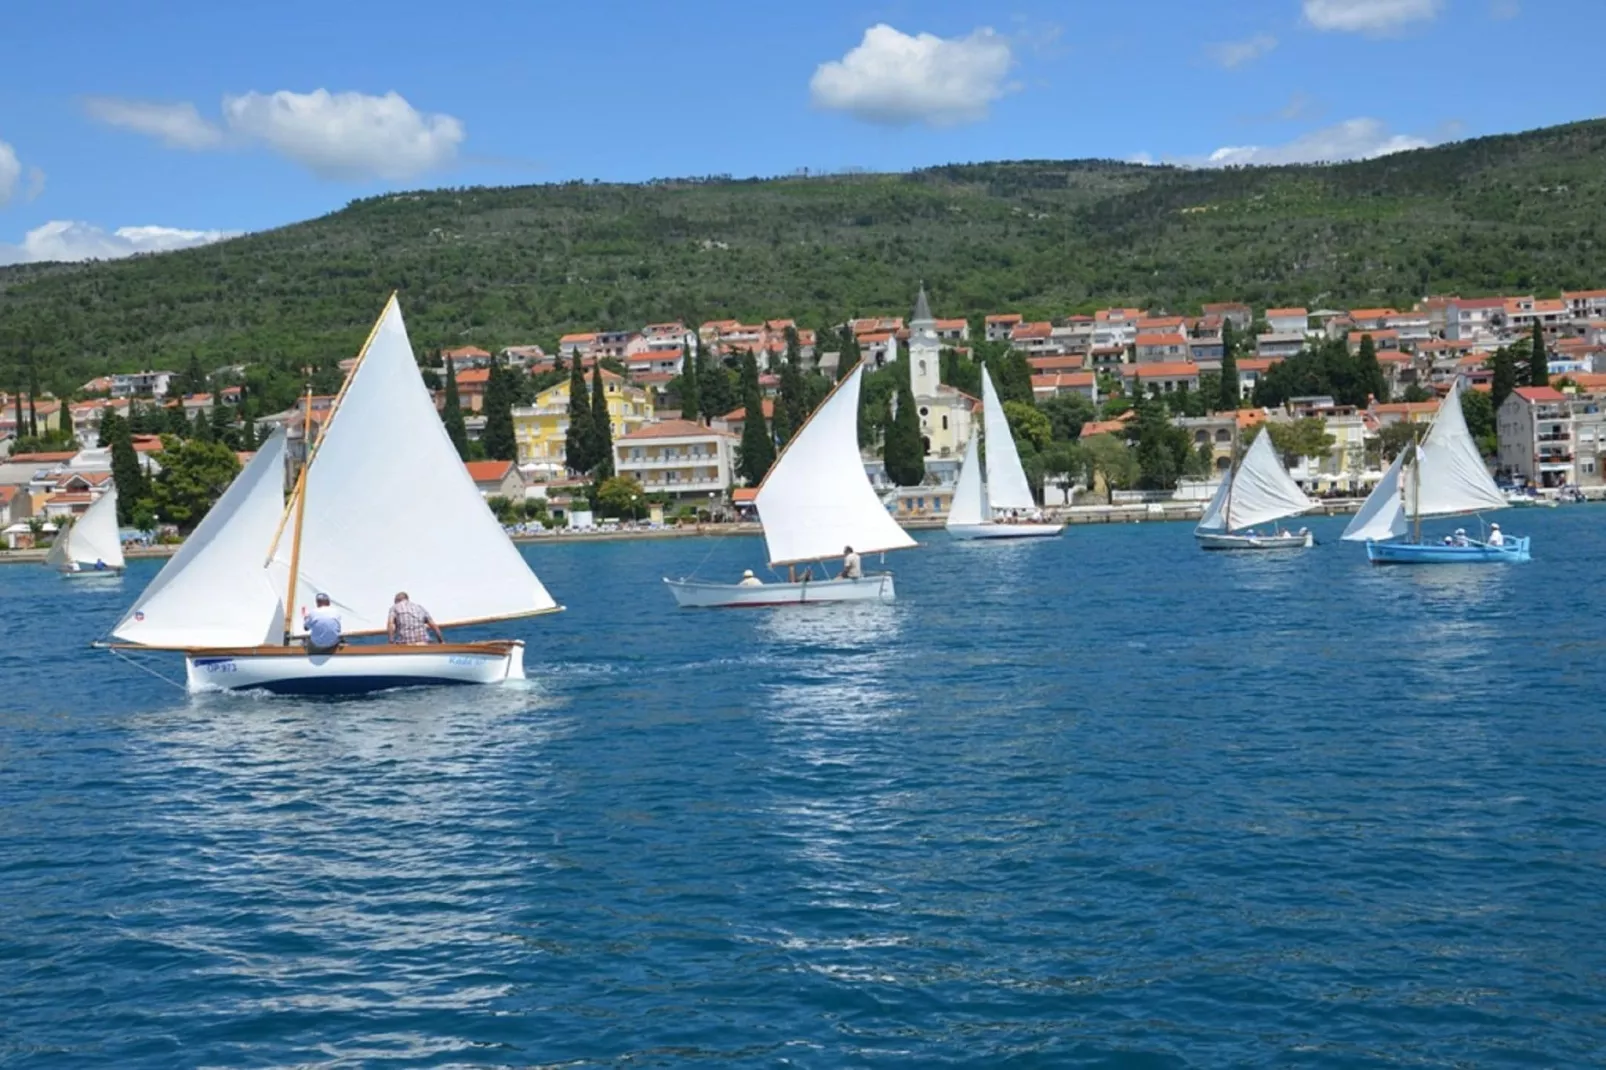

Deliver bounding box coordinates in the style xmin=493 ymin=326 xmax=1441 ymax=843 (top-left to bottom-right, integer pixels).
xmin=613 ymin=419 xmax=737 ymax=501
xmin=906 ymin=285 xmax=976 ymax=461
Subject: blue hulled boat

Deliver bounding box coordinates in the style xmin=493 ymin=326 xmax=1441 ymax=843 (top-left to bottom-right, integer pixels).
xmin=1343 ymin=379 xmax=1529 ymax=565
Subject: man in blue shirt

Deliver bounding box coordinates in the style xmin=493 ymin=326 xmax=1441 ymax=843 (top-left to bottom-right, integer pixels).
xmin=303 ymin=593 xmax=343 ymax=653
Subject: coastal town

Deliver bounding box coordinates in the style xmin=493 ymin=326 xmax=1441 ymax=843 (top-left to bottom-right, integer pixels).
xmin=3 ymin=286 xmax=1605 ymax=547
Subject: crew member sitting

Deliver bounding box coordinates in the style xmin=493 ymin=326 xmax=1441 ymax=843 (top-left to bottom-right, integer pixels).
xmin=1488 ymin=523 xmax=1505 ymax=547
xmin=1452 ymin=528 xmax=1469 ymax=546
xmin=839 ymin=545 xmax=862 ymax=579
xmin=738 ymin=569 xmax=764 ymax=587
xmin=388 ymin=591 xmax=444 ymax=645
xmin=303 ymin=593 xmax=343 ymax=653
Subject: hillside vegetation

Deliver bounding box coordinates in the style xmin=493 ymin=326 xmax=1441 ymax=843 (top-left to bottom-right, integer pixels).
xmin=3 ymin=117 xmax=1605 ymax=404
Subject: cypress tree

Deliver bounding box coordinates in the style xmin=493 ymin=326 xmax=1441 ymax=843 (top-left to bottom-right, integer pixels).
xmin=589 ymin=363 xmax=614 ymax=477
xmin=563 ymin=358 xmax=593 ymax=475
xmin=1355 ymin=332 xmax=1388 ymax=405
xmin=441 ymin=357 xmax=470 ymax=459
xmin=104 ymin=412 xmax=145 ymax=524
xmin=679 ymin=345 xmax=701 ymax=423
xmin=836 ymin=327 xmax=861 ymax=381
xmin=884 ymin=380 xmax=926 ymax=486
xmin=1218 ymin=319 xmax=1239 ymax=411
xmin=775 ymin=350 xmax=806 ymax=446
xmin=12 ymin=379 xmax=23 ymax=441
xmin=26 ymin=360 xmax=38 ymax=438
xmin=482 ymin=361 xmax=518 ymax=462
xmin=166 ymin=400 xmax=190 ymax=437
xmin=1530 ymin=320 xmax=1549 ymax=387
xmin=193 ymin=405 xmax=214 ymax=443
xmin=1491 ymin=345 xmax=1518 ymax=413
xmin=736 ymin=349 xmax=774 ymax=484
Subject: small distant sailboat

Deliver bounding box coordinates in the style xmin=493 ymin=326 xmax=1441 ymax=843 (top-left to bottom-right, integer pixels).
xmin=46 ymin=484 xmax=125 ymax=576
xmin=946 ymin=367 xmax=1064 ymax=540
xmin=1193 ymin=429 xmax=1315 ymax=550
xmin=105 ymin=295 xmax=563 ymax=693
xmin=664 ymin=363 xmax=915 ymax=607
xmin=1342 ymin=379 xmax=1530 ymax=563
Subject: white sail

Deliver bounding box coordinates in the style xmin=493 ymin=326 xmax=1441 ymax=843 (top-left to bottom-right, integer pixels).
xmin=981 ymin=367 xmax=1035 ymax=510
xmin=43 ymin=522 xmax=71 ymax=568
xmin=1342 ymin=449 xmax=1408 ymax=542
xmin=1220 ymin=430 xmax=1316 ymax=531
xmin=62 ymin=485 xmax=125 ymax=569
xmin=272 ymin=297 xmax=558 ymax=637
xmin=946 ymin=433 xmax=987 ymax=528
xmin=755 ymin=363 xmax=916 ymax=566
xmin=113 ymin=431 xmax=289 ymax=647
xmin=1195 ymin=472 xmax=1232 ymax=533
xmin=1411 ymin=381 xmax=1507 ymax=519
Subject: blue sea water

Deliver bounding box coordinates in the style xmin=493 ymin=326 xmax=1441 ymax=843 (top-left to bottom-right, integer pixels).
xmin=2 ymin=509 xmax=1605 ymax=1068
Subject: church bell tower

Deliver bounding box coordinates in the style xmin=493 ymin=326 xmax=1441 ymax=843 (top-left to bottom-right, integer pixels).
xmin=909 ymin=283 xmax=941 ymax=400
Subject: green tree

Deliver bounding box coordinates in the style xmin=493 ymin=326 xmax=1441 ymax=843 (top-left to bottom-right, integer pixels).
xmin=441 ymin=357 xmax=470 ymax=459
xmin=1460 ymin=385 xmax=1497 ymax=456
xmin=596 ymin=474 xmax=646 ymax=518
xmin=775 ymin=350 xmax=806 ymax=446
xmin=1250 ymin=417 xmax=1335 ymax=468
xmin=1038 ymin=392 xmax=1096 ymax=441
xmin=1040 ymin=442 xmax=1086 ymax=502
xmin=483 ymin=361 xmax=518 ymax=462
xmin=1374 ymin=420 xmax=1423 ymax=462
xmin=1355 ymin=333 xmax=1389 ymax=404
xmin=1401 ymin=382 xmax=1432 ymax=403
xmin=146 ymin=436 xmax=241 ymax=532
xmin=836 ymin=327 xmax=861 ymax=381
xmin=1218 ymin=319 xmax=1239 ymax=411
xmin=736 ymin=350 xmax=774 ymax=484
xmin=700 ymin=355 xmax=739 ymax=418
xmin=1490 ymin=345 xmax=1518 ymax=413
xmin=883 ymin=379 xmax=926 ymax=486
xmin=165 ymin=401 xmax=190 ymax=437
xmin=1081 ymin=433 xmax=1139 ymax=503
xmin=193 ymin=405 xmax=214 ymax=443
xmin=563 ymin=358 xmax=592 ymax=475
xmin=1127 ymin=393 xmax=1194 ymax=490
xmin=26 ymin=361 xmax=38 ymax=437
xmin=678 ymin=346 xmax=701 ymax=423
xmin=1002 ymin=400 xmax=1052 ymax=451
xmin=588 ymin=363 xmax=614 ymax=477
xmin=1529 ymin=320 xmax=1549 ymax=387
xmin=101 ymin=412 xmax=146 ymax=524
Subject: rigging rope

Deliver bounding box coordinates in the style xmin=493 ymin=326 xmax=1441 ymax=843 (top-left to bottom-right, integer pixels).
xmin=104 ymin=645 xmax=189 ymax=692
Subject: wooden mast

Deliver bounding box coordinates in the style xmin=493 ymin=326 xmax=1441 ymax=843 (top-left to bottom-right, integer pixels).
xmin=1411 ymin=428 xmax=1423 ymax=545
xmin=280 ymin=380 xmax=314 ymax=642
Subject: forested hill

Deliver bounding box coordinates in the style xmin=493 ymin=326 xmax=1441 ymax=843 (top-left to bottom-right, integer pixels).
xmin=4 ymin=116 xmax=1606 ymax=395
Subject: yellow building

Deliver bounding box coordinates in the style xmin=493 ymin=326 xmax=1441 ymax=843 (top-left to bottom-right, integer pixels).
xmin=513 ymin=369 xmax=654 ymax=476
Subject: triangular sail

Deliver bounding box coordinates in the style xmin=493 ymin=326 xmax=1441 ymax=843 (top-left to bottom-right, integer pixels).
xmin=1411 ymin=381 xmax=1507 ymax=519
xmin=65 ymin=485 xmax=124 ymax=568
xmin=946 ymin=433 xmax=987 ymax=528
xmin=1195 ymin=472 xmax=1232 ymax=533
xmin=112 ymin=431 xmax=289 ymax=647
xmin=1342 ymin=449 xmax=1408 ymax=542
xmin=271 ymin=297 xmax=558 ymax=636
xmin=981 ymin=367 xmax=1034 ymax=510
xmin=755 ymin=363 xmax=916 ymax=566
xmin=1222 ymin=430 xmax=1316 ymax=531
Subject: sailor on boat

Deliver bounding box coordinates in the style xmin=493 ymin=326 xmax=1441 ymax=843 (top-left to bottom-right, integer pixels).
xmin=839 ymin=546 xmax=862 ymax=580
xmin=388 ymin=592 xmax=444 ymax=645
xmin=303 ymin=594 xmax=343 ymax=653
xmin=1489 ymin=523 xmax=1504 ymax=546
xmin=738 ymin=570 xmax=764 ymax=587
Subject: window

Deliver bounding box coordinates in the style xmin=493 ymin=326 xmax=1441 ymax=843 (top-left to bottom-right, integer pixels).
xmin=919 ymin=360 xmax=927 ymax=378
xmin=942 ymin=415 xmax=949 ymax=430
xmin=919 ymin=407 xmax=929 ymax=418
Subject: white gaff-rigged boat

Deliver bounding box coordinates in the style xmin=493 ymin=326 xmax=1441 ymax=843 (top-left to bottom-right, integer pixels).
xmin=1341 ymin=380 xmax=1529 ymax=564
xmin=1193 ymin=429 xmax=1316 ymax=550
xmin=664 ymin=363 xmax=916 ymax=608
xmin=46 ymin=484 xmax=126 ymax=575
xmin=946 ymin=366 xmax=1065 ymax=541
xmin=105 ymin=296 xmax=563 ymax=694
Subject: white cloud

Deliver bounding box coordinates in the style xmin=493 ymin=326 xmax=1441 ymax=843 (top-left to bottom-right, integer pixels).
xmin=0 ymin=220 xmax=239 ymax=265
xmin=810 ymin=24 xmax=1016 ymax=127
xmin=1207 ymin=33 xmax=1278 ymax=69
xmin=221 ymin=89 xmax=463 ymax=180
xmin=1184 ymin=118 xmax=1434 ymax=166
xmin=83 ymin=97 xmax=224 ymax=149
xmin=0 ymin=139 xmax=19 ymax=204
xmin=1302 ymin=0 xmax=1444 ymax=33
xmin=80 ymin=89 xmax=463 ymax=181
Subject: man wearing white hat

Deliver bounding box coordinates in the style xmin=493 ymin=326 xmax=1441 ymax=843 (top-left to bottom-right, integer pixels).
xmin=1488 ymin=522 xmax=1505 ymax=547
xmin=738 ymin=569 xmax=764 ymax=587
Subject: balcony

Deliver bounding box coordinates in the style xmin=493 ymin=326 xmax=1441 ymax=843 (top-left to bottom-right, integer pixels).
xmin=621 ymin=454 xmax=719 ymax=468
xmin=1537 ymin=431 xmax=1572 ymax=443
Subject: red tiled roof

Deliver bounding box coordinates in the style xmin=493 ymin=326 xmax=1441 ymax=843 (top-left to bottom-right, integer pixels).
xmin=457 ymin=368 xmax=491 ymax=386
xmin=1265 ymin=307 xmax=1308 ymax=318
xmin=732 ymin=487 xmax=758 ymax=503
xmin=618 ymin=419 xmax=734 ymax=441
xmin=1080 ymin=415 xmax=1133 ymax=436
xmin=7 ymin=451 xmax=76 ymax=463
xmin=1011 ymin=322 xmax=1054 ymax=339
xmin=1563 ymin=289 xmax=1606 ymax=300
xmin=1129 ymin=361 xmax=1201 ymax=378
xmin=1347 ymin=307 xmax=1398 ymax=319
xmin=1559 ymin=372 xmax=1606 ymax=392
xmin=442 ymin=345 xmax=491 ymax=358
xmin=465 ymin=460 xmax=514 ymax=482
xmin=1513 ymin=386 xmax=1566 ymax=403
xmin=1032 ymin=372 xmax=1095 ymax=389
xmin=722 ymin=399 xmax=776 ymax=421
xmin=559 ymin=332 xmax=598 ymax=344
xmin=985 ymin=313 xmax=1023 ymax=324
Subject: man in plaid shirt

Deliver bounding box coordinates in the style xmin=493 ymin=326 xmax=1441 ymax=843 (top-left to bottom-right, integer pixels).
xmin=387 ymin=591 xmax=445 ymax=645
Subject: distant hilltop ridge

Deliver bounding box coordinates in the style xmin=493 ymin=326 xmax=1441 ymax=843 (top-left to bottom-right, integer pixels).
xmin=3 ymin=117 xmax=1606 ymax=393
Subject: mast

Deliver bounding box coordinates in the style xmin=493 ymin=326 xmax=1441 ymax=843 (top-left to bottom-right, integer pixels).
xmin=1224 ymin=419 xmax=1239 ymax=532
xmin=1411 ymin=429 xmax=1423 ymax=545
xmin=280 ymin=381 xmax=314 ymax=641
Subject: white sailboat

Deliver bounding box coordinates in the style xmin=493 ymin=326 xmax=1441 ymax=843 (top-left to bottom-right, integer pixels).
xmin=946 ymin=366 xmax=1065 ymax=540
xmin=664 ymin=363 xmax=915 ymax=607
xmin=1193 ymin=429 xmax=1315 ymax=550
xmin=45 ymin=484 xmax=125 ymax=575
xmin=1342 ymin=379 xmax=1529 ymax=563
xmin=105 ymin=296 xmax=563 ymax=694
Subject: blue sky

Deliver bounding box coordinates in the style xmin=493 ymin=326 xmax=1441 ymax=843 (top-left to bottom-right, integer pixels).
xmin=0 ymin=0 xmax=1599 ymax=263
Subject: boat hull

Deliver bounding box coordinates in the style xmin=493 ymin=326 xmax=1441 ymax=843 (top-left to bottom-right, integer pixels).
xmin=1195 ymin=530 xmax=1314 ymax=551
xmin=58 ymin=567 xmax=124 ymax=578
xmin=1365 ymin=537 xmax=1531 ymax=564
xmin=181 ymin=640 xmax=526 ymax=695
xmin=664 ymin=573 xmax=895 ymax=608
xmin=947 ymin=522 xmax=1066 ymax=541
